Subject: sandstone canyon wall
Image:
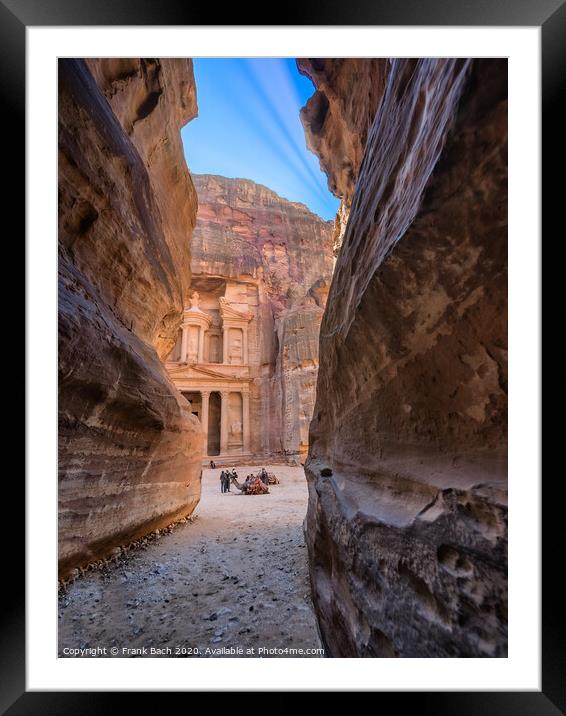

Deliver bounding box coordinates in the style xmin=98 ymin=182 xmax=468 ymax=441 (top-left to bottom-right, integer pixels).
xmin=300 ymin=59 xmax=508 ymax=657
xmin=298 ymin=59 xmax=388 ymax=254
xmin=58 ymin=59 xmax=203 ymax=578
xmin=184 ymin=174 xmax=334 ymax=461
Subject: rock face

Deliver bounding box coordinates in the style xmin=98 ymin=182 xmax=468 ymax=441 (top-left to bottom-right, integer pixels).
xmin=181 ymin=174 xmax=334 ymax=461
xmin=301 ymin=59 xmax=508 ymax=656
xmin=297 ymin=59 xmax=388 ymax=254
xmin=58 ymin=59 xmax=203 ymax=578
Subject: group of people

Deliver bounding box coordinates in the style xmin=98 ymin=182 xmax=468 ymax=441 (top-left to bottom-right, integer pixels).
xmin=219 ymin=469 xmax=237 ymax=494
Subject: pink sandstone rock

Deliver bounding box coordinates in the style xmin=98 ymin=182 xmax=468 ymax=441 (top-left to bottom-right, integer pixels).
xmin=58 ymin=59 xmax=203 ymax=578
xmin=300 ymin=58 xmax=508 ymax=657
xmin=185 ymin=174 xmax=334 ymax=462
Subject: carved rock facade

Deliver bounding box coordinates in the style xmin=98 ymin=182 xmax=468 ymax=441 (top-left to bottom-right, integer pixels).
xmin=166 ymin=174 xmax=334 ymax=464
xmin=58 ymin=59 xmax=203 ymax=578
xmin=301 ymin=59 xmax=508 ymax=656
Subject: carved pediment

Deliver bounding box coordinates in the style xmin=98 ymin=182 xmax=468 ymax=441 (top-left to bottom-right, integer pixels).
xmin=182 ymin=307 xmax=212 ymax=327
xmin=166 ymin=362 xmax=248 ymax=381
xmin=219 ymin=297 xmax=252 ymax=322
xmin=189 ymin=365 xmax=241 ymax=380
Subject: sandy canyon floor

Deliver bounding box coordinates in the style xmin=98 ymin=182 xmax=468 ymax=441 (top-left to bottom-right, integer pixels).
xmin=58 ymin=466 xmax=324 ymax=658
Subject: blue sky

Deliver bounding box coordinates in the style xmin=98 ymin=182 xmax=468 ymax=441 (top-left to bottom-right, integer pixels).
xmin=181 ymin=59 xmax=340 ymax=221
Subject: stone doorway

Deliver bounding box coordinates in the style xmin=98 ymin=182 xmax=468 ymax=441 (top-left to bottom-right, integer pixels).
xmin=207 ymin=391 xmax=221 ymax=456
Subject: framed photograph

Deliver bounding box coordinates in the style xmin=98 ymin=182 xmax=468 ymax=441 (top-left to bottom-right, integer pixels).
xmin=12 ymin=0 xmax=555 ymax=708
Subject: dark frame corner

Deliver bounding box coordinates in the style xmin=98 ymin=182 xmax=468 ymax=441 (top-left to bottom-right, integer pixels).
xmin=12 ymin=0 xmax=559 ymax=711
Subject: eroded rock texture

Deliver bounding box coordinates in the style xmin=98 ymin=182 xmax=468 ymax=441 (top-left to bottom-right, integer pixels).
xmin=298 ymin=59 xmax=389 ymax=253
xmin=302 ymin=59 xmax=508 ymax=657
xmin=187 ymin=174 xmax=334 ymax=461
xmin=58 ymin=59 xmax=202 ymax=578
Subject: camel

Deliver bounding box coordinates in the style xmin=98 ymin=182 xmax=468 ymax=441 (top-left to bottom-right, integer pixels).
xmin=230 ymin=474 xmax=269 ymax=495
xmin=258 ymin=467 xmax=280 ymax=485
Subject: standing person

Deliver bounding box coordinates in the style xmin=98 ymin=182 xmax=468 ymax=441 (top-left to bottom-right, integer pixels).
xmin=220 ymin=470 xmax=226 ymax=494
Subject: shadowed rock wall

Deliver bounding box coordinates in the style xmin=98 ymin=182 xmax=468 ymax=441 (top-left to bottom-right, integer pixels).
xmin=58 ymin=59 xmax=203 ymax=578
xmin=301 ymin=59 xmax=508 ymax=657
xmin=298 ymin=58 xmax=389 ymax=254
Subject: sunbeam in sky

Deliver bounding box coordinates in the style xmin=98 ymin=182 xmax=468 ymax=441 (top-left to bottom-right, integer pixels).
xmin=181 ymin=59 xmax=340 ymax=221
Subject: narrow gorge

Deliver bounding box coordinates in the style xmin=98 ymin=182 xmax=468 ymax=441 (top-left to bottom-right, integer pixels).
xmin=58 ymin=57 xmax=507 ymax=660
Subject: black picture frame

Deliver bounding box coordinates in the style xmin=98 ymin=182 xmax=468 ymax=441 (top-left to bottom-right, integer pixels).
xmin=12 ymin=0 xmax=556 ymax=709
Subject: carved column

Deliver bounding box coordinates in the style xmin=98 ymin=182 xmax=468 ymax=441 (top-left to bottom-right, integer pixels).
xmin=180 ymin=325 xmax=188 ymax=362
xmin=243 ymin=328 xmax=249 ymax=366
xmin=220 ymin=391 xmax=229 ymax=454
xmin=242 ymin=390 xmax=250 ymax=453
xmin=201 ymin=390 xmax=210 ymax=455
xmin=197 ymin=327 xmax=205 ymax=364
xmin=222 ymin=328 xmax=229 ymax=364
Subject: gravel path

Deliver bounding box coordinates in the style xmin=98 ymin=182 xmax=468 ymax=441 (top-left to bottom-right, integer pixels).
xmin=58 ymin=465 xmax=324 ymax=658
